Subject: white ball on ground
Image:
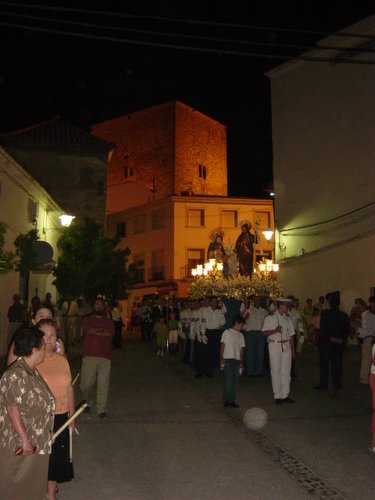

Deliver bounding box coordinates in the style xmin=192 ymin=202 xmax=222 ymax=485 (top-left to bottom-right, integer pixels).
xmin=243 ymin=407 xmax=267 ymax=430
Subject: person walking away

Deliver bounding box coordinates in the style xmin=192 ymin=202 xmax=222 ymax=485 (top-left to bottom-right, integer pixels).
xmin=80 ymin=297 xmax=114 ymax=419
xmin=314 ymin=294 xmax=350 ymax=391
xmin=262 ymin=298 xmax=296 ymax=404
xmin=358 ymin=296 xmax=375 ymax=385
xmin=220 ymin=315 xmax=246 ymax=408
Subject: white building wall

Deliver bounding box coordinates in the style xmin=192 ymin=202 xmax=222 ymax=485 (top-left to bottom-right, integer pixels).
xmin=0 ymin=148 xmax=63 ymax=355
xmin=268 ymin=16 xmax=375 ymax=308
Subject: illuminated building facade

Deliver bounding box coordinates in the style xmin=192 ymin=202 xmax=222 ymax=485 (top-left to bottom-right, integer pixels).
xmin=93 ymin=101 xmax=274 ymax=307
xmin=267 ymin=15 xmax=375 ymax=309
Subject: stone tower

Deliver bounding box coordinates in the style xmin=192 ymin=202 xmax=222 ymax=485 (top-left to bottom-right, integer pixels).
xmin=91 ymin=101 xmax=228 ymax=211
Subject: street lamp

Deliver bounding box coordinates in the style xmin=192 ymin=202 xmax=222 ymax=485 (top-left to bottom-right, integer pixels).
xmin=59 ymin=214 xmax=75 ymax=227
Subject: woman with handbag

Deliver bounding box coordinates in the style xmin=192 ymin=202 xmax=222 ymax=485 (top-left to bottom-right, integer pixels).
xmin=0 ymin=326 xmax=55 ymax=500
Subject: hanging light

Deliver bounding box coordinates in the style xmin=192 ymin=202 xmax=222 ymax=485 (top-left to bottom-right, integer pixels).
xmin=262 ymin=229 xmax=274 ymax=241
xmin=59 ymin=214 xmax=75 ymax=227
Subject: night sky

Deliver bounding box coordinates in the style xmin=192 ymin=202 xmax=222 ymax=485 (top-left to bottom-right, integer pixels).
xmin=1 ymin=1 xmax=374 ymax=197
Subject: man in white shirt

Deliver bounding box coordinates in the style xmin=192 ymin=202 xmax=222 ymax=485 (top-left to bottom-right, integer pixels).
xmin=198 ymin=297 xmax=226 ymax=377
xmin=242 ymin=295 xmax=268 ymax=376
xmin=262 ymin=298 xmax=296 ymax=404
xmin=220 ymin=315 xmax=246 ymax=408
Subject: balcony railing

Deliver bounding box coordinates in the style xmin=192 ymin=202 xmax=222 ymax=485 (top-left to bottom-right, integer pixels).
xmin=148 ymin=266 xmax=165 ymax=281
xmin=133 ymin=269 xmax=145 ymax=284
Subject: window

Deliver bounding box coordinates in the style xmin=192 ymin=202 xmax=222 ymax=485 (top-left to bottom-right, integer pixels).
xmin=151 ymin=208 xmax=165 ymax=230
xmin=116 ymin=222 xmax=126 ymax=238
xmin=124 ymin=156 xmax=134 ymax=179
xmin=221 ymin=210 xmax=238 ymax=228
xmin=28 ymin=197 xmax=38 ymax=224
xmin=133 ymin=214 xmax=145 ymax=234
xmin=187 ymin=208 xmax=205 ymax=227
xmin=187 ymin=248 xmax=205 ymax=271
xmin=255 ymin=211 xmax=271 ymax=229
xmin=133 ymin=254 xmax=145 ymax=283
xmin=150 ymin=249 xmax=165 ymax=280
xmin=198 ymin=164 xmax=207 ymax=179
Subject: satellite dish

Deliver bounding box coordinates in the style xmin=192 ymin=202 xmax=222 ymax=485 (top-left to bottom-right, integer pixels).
xmin=32 ymin=241 xmax=54 ymax=266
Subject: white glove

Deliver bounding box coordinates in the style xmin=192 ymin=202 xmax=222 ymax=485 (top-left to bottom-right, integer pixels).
xmin=201 ymin=334 xmax=208 ymax=345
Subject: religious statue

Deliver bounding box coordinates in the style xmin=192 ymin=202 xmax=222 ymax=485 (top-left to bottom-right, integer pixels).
xmin=234 ymin=222 xmax=255 ymax=276
xmin=207 ymin=228 xmax=229 ymax=278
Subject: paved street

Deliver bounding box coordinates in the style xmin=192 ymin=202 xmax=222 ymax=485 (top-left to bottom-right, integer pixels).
xmin=44 ymin=339 xmax=375 ymax=499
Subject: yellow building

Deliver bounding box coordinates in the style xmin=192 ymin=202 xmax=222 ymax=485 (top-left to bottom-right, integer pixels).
xmin=93 ymin=101 xmax=275 ymax=318
xmin=107 ymin=195 xmax=274 ymax=306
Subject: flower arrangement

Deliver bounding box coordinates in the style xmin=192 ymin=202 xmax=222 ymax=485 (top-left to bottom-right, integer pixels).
xmin=188 ymin=264 xmax=283 ymax=300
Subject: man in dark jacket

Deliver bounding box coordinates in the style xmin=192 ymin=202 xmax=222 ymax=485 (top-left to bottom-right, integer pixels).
xmin=315 ymin=294 xmax=350 ymax=391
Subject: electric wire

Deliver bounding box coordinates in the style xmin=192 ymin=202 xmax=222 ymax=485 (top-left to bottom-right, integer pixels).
xmin=281 ymin=202 xmax=375 ymax=236
xmin=1 ymin=20 xmax=375 ymax=65
xmin=1 ymin=1 xmax=374 ymax=41
xmin=1 ymin=8 xmax=375 ymax=56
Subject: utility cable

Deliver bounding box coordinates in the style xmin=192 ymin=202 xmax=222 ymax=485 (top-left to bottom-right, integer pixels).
xmin=1 ymin=21 xmax=375 ymax=65
xmin=1 ymin=9 xmax=374 ymax=55
xmin=0 ymin=1 xmax=374 ymax=40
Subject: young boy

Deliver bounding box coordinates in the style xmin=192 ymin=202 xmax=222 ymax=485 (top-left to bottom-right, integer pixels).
xmin=220 ymin=314 xmax=246 ymax=408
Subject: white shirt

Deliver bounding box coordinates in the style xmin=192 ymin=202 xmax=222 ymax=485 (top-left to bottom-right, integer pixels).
xmin=200 ymin=306 xmax=226 ymax=332
xmin=262 ymin=312 xmax=295 ymax=342
xmin=221 ymin=328 xmax=245 ymax=360
xmin=289 ymin=308 xmax=304 ymax=333
xmin=359 ymin=310 xmax=375 ymax=339
xmin=244 ymin=305 xmax=268 ymax=331
xmin=371 ymin=344 xmax=375 ymax=375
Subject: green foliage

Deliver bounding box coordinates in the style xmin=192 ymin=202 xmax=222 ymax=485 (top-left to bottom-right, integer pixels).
xmin=52 ymin=218 xmax=132 ymax=304
xmin=13 ymin=228 xmax=39 ymax=278
xmin=0 ymin=221 xmax=14 ymax=274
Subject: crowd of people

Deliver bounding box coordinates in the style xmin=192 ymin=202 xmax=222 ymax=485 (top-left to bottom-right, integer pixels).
xmin=132 ymin=292 xmax=375 ymax=450
xmin=1 ymin=291 xmax=119 ymax=499
xmin=1 ymin=290 xmax=374 ymax=499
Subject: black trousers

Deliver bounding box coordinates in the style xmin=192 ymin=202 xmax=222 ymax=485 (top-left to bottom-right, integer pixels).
xmin=113 ymin=321 xmax=122 ymax=349
xmin=318 ymin=341 xmax=344 ymax=389
xmin=206 ymin=329 xmax=222 ymax=376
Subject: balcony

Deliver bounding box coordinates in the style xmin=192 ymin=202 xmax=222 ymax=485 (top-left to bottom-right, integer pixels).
xmin=133 ymin=269 xmax=145 ymax=284
xmin=180 ymin=264 xmax=197 ymax=280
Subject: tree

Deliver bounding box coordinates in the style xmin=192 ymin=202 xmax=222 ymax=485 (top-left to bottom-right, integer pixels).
xmin=13 ymin=227 xmax=39 ymax=303
xmin=53 ymin=218 xmax=133 ymax=304
xmin=0 ymin=221 xmax=14 ymax=274
xmin=13 ymin=228 xmax=39 ymax=278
